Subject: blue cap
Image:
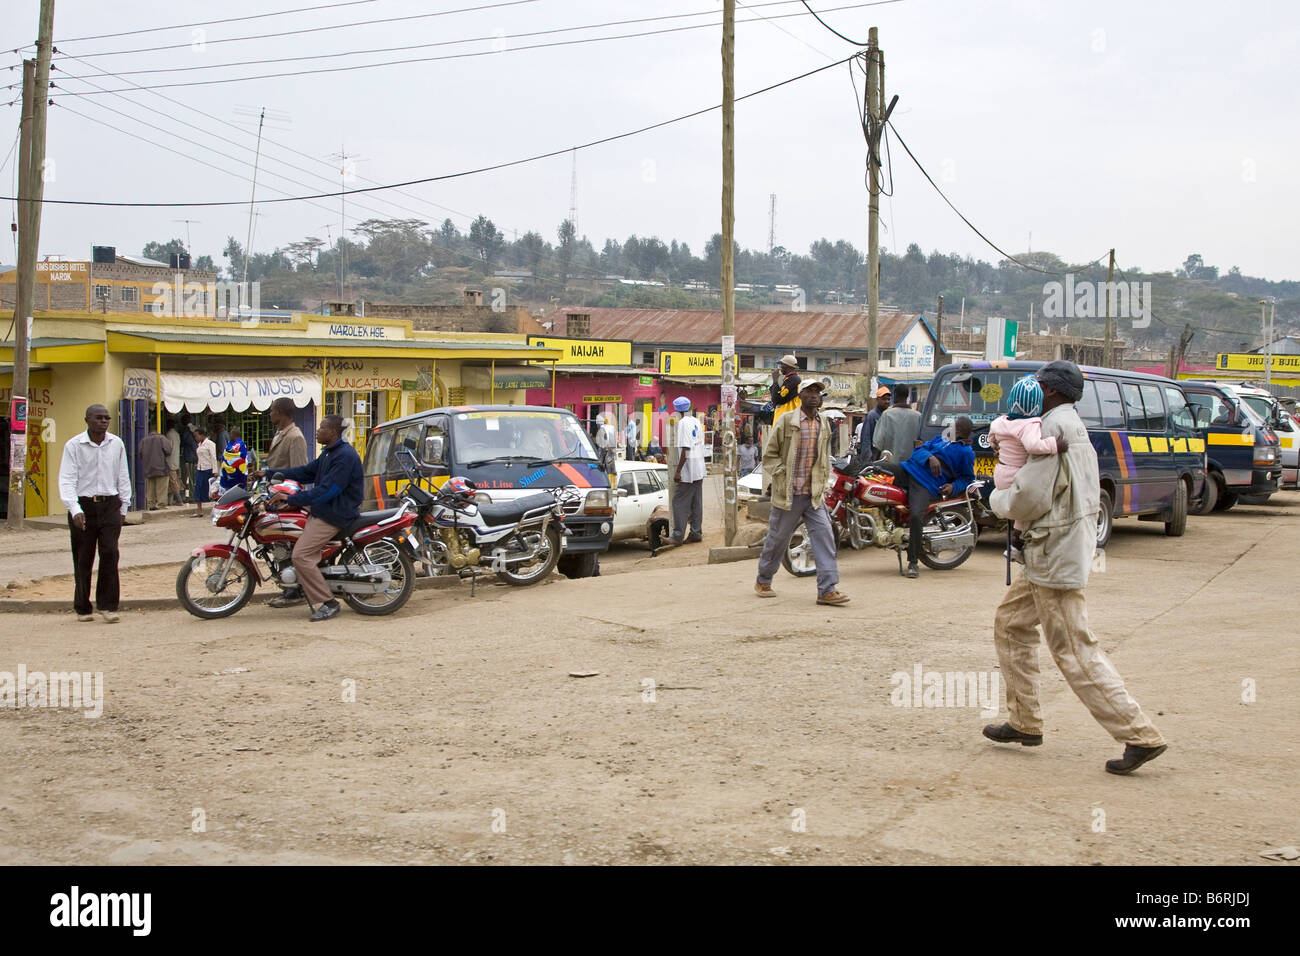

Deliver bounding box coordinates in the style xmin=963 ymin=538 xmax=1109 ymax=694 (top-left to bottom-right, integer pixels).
xmin=673 ymin=396 xmax=691 ymax=412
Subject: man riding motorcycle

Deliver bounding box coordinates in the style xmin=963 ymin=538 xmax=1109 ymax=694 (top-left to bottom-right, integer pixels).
xmin=874 ymin=416 xmax=976 ymax=579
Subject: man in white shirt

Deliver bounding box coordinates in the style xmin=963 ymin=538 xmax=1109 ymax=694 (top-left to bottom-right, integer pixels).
xmin=625 ymin=414 xmax=639 ymax=462
xmin=668 ymin=396 xmax=706 ymax=545
xmin=58 ymin=404 xmax=132 ymax=624
xmin=594 ymin=414 xmax=618 ymax=474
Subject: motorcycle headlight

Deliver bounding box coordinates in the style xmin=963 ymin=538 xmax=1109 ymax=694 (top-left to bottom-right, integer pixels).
xmin=473 ymin=492 xmax=492 ymax=505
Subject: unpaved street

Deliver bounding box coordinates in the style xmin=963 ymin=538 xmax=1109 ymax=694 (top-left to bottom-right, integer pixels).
xmin=1 ymin=493 xmax=1297 ymax=865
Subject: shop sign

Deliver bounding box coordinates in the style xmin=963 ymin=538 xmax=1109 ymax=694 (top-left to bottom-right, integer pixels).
xmin=1217 ymin=353 xmax=1300 ymax=373
xmin=526 ymin=336 xmax=632 ymax=366
xmin=638 ymin=375 xmax=653 ymax=386
xmin=582 ymin=395 xmax=621 ymax=404
xmin=659 ymin=351 xmax=722 ymax=376
xmin=327 ymin=322 xmax=394 ymax=340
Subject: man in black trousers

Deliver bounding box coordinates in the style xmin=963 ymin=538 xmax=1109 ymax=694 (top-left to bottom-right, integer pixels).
xmin=57 ymin=404 xmax=133 ymax=624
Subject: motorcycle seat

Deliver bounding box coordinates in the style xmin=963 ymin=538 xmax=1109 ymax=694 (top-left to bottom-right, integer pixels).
xmin=341 ymin=508 xmax=402 ymax=537
xmin=476 ymin=493 xmax=557 ymax=527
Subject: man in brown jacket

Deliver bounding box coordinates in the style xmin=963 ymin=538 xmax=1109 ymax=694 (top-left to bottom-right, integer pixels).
xmin=137 ymin=422 xmax=173 ymax=511
xmin=264 ymin=398 xmax=309 ymax=472
xmin=264 ymin=397 xmax=311 ymax=608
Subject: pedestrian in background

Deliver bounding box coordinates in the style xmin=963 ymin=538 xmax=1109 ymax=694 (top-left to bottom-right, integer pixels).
xmin=209 ymin=418 xmax=229 ymax=461
xmin=856 ymin=386 xmax=892 ymax=462
xmin=873 ymin=385 xmax=922 ymax=462
xmin=165 ymin=418 xmax=183 ymax=505
xmin=984 ymin=360 xmax=1167 ymax=776
xmin=667 ymin=396 xmax=705 ymax=545
xmin=625 ymin=414 xmax=639 ymax=462
xmin=178 ymin=412 xmax=197 ymax=504
xmin=137 ymin=421 xmax=172 ymax=511
xmin=193 ymin=426 xmax=217 ymax=516
xmin=738 ymin=436 xmax=759 ymax=476
xmin=264 ymin=397 xmax=309 ymax=473
xmin=57 ymin=404 xmax=132 ymax=624
xmin=753 ymin=379 xmax=849 ymax=606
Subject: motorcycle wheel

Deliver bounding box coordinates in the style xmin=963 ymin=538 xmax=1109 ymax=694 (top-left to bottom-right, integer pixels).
xmin=340 ymin=541 xmax=415 ymax=616
xmin=496 ymin=526 xmax=561 ymax=586
xmin=176 ymin=553 xmax=256 ymax=619
xmin=780 ymin=521 xmax=819 ymax=577
xmin=917 ymin=510 xmax=975 ymax=571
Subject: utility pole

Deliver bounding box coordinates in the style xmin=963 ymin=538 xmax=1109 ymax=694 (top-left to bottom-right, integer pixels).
xmin=1263 ymin=298 xmax=1276 ymax=387
xmin=720 ymin=0 xmax=737 ymax=547
xmin=865 ymin=29 xmax=881 ymax=391
xmin=1102 ymin=248 xmax=1116 ymax=368
xmin=241 ymin=107 xmax=266 ymax=311
xmin=935 ymin=294 xmax=944 ymax=355
xmin=8 ymin=0 xmax=55 ymax=531
xmin=767 ymin=193 xmax=776 ymax=257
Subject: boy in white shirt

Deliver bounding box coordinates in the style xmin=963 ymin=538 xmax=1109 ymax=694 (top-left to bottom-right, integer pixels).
xmin=193 ymin=427 xmax=218 ymax=516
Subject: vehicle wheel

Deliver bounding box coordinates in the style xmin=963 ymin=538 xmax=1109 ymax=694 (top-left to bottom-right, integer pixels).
xmin=1096 ymin=488 xmax=1114 ymax=549
xmin=1193 ymin=473 xmax=1219 ymax=516
xmin=495 ymin=526 xmax=561 ymax=586
xmin=1214 ymin=489 xmax=1237 ymax=512
xmin=1164 ymin=480 xmax=1188 ymax=537
xmin=781 ymin=521 xmax=819 ymax=577
xmin=557 ymin=552 xmax=598 ymax=579
xmin=917 ymin=510 xmax=975 ymax=571
xmin=341 ymin=541 xmax=415 ymax=616
xmin=176 ymin=553 xmax=255 ymax=619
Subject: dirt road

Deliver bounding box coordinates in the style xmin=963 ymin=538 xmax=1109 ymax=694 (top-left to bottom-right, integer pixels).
xmin=1 ymin=494 xmax=1297 ymax=865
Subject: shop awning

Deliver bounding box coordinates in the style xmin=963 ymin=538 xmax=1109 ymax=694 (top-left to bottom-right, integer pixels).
xmin=124 ymin=367 xmax=322 ymax=413
xmin=461 ymin=365 xmax=552 ymax=390
xmin=0 ymin=337 xmax=104 ymax=364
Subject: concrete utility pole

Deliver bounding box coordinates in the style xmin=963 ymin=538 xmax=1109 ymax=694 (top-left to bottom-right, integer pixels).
xmin=8 ymin=0 xmax=55 ymax=531
xmin=720 ymin=0 xmax=737 ymax=546
xmin=865 ymin=28 xmax=881 ymax=390
xmin=1102 ymin=248 xmax=1116 ymax=368
xmin=1264 ymin=298 xmax=1276 ymax=387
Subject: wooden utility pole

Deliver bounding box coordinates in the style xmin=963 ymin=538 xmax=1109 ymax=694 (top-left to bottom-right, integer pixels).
xmin=935 ymin=294 xmax=944 ymax=355
xmin=720 ymin=0 xmax=737 ymax=546
xmin=865 ymin=28 xmax=881 ymax=389
xmin=1101 ymin=248 xmax=1116 ymax=368
xmin=8 ymin=0 xmax=55 ymax=530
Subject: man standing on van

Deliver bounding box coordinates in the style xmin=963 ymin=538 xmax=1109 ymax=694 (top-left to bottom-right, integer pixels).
xmin=984 ymin=360 xmax=1167 ymax=775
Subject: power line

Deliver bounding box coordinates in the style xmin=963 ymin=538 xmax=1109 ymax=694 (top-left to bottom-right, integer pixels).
xmin=45 ymin=1 xmax=840 ymax=79
xmin=43 ymin=0 xmax=380 ymax=45
xmin=5 ymin=52 xmax=859 ymax=208
xmin=28 ymin=1 xmax=900 ymax=95
xmin=799 ymin=0 xmax=879 ymax=46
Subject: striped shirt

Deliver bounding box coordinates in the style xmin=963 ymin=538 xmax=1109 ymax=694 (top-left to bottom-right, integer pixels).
xmin=791 ymin=412 xmax=820 ymax=495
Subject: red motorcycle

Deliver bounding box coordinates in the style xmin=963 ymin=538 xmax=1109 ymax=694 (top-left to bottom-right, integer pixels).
xmin=177 ymin=476 xmax=419 ymax=619
xmin=782 ymin=455 xmax=990 ymax=577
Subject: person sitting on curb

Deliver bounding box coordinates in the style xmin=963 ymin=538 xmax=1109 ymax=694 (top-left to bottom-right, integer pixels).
xmin=753 ymin=378 xmax=849 ymax=607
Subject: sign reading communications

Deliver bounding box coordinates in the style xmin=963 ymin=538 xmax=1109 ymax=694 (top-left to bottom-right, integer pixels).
xmin=659 ymin=351 xmax=722 ymax=376
xmin=526 ymin=336 xmax=632 ymax=366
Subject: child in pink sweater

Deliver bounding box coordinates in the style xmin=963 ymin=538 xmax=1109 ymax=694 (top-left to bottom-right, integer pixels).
xmin=989 ymin=375 xmax=1068 ymax=560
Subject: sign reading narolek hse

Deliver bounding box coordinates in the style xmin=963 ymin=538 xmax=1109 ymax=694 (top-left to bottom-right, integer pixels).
xmin=527 ymin=336 xmax=632 ymax=366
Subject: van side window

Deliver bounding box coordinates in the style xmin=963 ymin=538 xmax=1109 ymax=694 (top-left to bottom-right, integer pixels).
xmin=1076 ymin=380 xmax=1103 ymax=428
xmin=1186 ymin=391 xmax=1231 ymax=426
xmin=364 ymin=430 xmax=393 ymax=477
xmin=1139 ymin=385 xmax=1167 ymax=431
xmin=1094 ymin=380 xmax=1125 ymax=428
xmin=386 ymin=423 xmax=423 ymax=471
xmin=1163 ymin=387 xmax=1196 ymax=431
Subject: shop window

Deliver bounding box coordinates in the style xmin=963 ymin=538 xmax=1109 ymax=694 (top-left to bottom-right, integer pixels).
xmin=94 ymin=284 xmax=110 ymax=302
xmin=121 ymin=286 xmax=138 ymax=303
xmin=739 ymin=355 xmax=755 ymax=368
xmin=641 ymin=351 xmax=655 ymax=366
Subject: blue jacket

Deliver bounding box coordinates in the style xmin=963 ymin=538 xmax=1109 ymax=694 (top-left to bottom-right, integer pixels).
xmin=276 ymin=438 xmax=364 ymax=529
xmin=900 ymin=435 xmax=976 ymax=498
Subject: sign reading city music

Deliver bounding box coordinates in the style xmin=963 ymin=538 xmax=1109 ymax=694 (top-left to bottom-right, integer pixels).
xmin=527 ymin=336 xmax=632 ymax=366
xmin=1217 ymin=353 xmax=1300 ymax=373
xmin=659 ymin=351 xmax=722 ymax=376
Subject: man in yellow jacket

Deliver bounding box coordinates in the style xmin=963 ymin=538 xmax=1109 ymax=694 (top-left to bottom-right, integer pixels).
xmin=769 ymin=355 xmax=802 ymax=423
xmin=753 ymin=379 xmax=849 ymax=606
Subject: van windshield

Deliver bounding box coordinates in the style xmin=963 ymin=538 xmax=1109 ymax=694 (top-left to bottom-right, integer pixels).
xmin=451 ymin=410 xmax=598 ymax=466
xmin=926 ymin=369 xmax=1029 ymax=427
xmin=1237 ymin=394 xmax=1274 ymax=424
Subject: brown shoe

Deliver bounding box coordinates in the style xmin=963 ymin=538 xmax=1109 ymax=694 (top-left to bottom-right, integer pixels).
xmin=816 ymin=591 xmax=850 ymax=606
xmin=754 ymin=581 xmax=776 ymax=598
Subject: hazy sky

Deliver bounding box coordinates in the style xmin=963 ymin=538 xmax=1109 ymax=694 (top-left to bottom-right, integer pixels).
xmin=5 ymin=0 xmax=1298 ymax=279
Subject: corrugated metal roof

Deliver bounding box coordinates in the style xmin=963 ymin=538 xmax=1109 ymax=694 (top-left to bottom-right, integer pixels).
xmin=557 ymin=307 xmax=919 ymax=352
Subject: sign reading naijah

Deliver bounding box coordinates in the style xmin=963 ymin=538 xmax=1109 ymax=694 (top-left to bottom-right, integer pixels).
xmin=659 ymin=351 xmax=722 ymax=377
xmin=527 ymin=336 xmax=632 ymax=367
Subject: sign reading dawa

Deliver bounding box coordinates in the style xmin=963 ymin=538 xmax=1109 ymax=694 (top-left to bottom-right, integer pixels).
xmin=659 ymin=351 xmax=722 ymax=376
xmin=527 ymin=336 xmax=632 ymax=366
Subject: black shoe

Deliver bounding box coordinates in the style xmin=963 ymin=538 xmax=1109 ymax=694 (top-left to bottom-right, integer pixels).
xmin=685 ymin=534 xmax=703 ymax=543
xmin=905 ymin=562 xmax=919 ymax=578
xmin=982 ymin=722 xmax=1043 ymax=747
xmin=1105 ymin=743 xmax=1167 ymax=775
xmin=309 ymin=600 xmax=341 ymax=622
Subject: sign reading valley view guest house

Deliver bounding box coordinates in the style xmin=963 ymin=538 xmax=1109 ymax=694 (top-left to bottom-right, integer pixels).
xmin=526 ymin=336 xmax=632 ymax=366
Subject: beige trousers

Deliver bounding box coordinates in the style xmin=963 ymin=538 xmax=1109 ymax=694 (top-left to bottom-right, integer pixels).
xmin=993 ymin=573 xmax=1164 ymax=747
xmin=293 ymin=516 xmax=340 ymax=606
xmin=146 ymin=475 xmax=170 ymax=509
